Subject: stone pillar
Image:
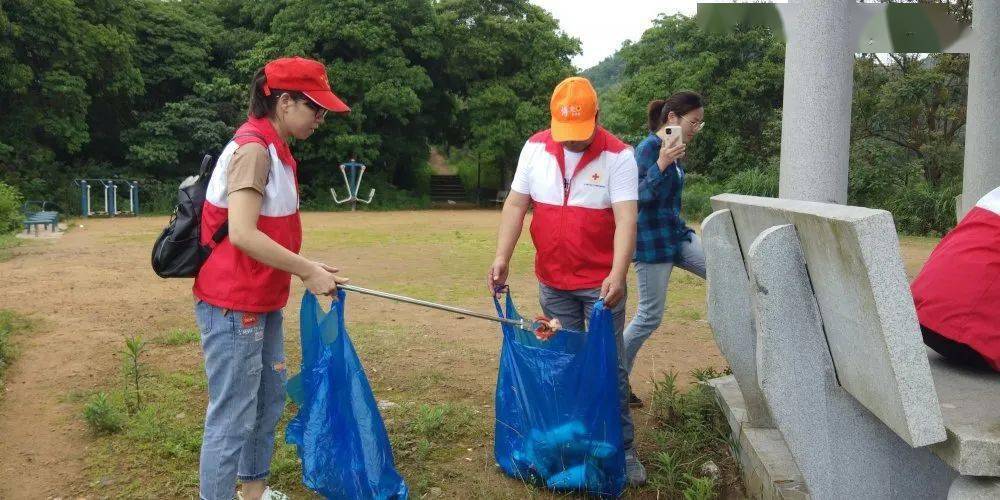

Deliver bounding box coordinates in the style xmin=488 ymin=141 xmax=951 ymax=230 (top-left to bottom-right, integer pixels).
xmin=961 ymin=0 xmax=1000 ymax=217
xmin=778 ymin=0 xmax=854 ymax=204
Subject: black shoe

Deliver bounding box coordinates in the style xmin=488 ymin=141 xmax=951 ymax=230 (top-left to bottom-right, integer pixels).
xmin=628 ymin=390 xmax=644 ymax=408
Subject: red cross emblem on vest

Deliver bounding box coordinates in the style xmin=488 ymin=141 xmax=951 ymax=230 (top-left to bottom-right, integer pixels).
xmin=591 ymin=173 xmax=601 ymax=182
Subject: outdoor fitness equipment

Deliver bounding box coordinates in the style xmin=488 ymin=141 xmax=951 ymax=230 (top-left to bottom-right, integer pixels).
xmin=74 ymin=179 xmax=140 ymax=217
xmin=330 ymin=159 xmax=375 ymax=211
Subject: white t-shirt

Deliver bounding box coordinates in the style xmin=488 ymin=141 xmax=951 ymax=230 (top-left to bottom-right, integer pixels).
xmin=563 ymin=149 xmax=584 ymax=183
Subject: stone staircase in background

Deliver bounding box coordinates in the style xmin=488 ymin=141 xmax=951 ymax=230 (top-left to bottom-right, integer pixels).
xmin=430 ymin=175 xmax=470 ymax=205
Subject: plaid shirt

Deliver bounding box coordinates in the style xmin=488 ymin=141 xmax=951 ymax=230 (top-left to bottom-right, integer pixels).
xmin=634 ymin=133 xmax=694 ymax=264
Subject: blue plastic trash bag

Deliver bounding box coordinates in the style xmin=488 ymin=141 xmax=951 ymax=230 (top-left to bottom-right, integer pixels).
xmin=285 ymin=290 xmax=409 ymax=499
xmin=493 ymin=291 xmax=626 ymax=497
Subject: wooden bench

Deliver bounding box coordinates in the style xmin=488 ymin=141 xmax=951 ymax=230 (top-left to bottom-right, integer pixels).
xmin=703 ymin=194 xmax=999 ymax=499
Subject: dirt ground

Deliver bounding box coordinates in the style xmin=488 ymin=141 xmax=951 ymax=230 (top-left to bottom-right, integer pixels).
xmin=0 ymin=211 xmax=937 ymax=498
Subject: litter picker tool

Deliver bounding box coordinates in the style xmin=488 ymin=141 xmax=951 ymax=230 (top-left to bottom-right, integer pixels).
xmin=337 ymin=284 xmax=562 ymax=338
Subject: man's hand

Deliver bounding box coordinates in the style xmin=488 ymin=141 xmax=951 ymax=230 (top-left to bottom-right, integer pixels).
xmin=600 ymin=273 xmax=626 ymax=307
xmin=487 ymin=257 xmax=509 ymax=295
xmin=301 ymin=262 xmax=349 ymax=296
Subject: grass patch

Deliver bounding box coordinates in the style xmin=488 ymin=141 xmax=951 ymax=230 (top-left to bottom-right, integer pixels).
xmin=643 ymin=367 xmax=742 ymax=499
xmin=79 ymin=326 xmax=493 ymax=499
xmin=0 ymin=310 xmax=32 ymax=391
xmin=383 ymin=402 xmax=483 ymax=494
xmin=155 ymin=329 xmax=200 ymax=346
xmin=0 ymin=232 xmax=23 ymax=262
xmin=80 ymin=356 xmax=319 ymax=497
xmin=677 ymin=307 xmax=703 ymax=321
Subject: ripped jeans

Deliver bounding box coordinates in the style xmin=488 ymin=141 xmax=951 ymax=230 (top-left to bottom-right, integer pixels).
xmin=194 ymin=301 xmax=287 ymax=500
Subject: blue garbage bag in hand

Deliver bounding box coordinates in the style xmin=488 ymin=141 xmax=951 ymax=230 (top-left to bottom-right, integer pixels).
xmin=285 ymin=290 xmax=409 ymax=499
xmin=493 ymin=291 xmax=626 ymax=497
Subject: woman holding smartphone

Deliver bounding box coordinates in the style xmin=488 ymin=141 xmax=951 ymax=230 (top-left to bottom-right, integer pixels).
xmin=623 ymin=91 xmax=707 ymax=408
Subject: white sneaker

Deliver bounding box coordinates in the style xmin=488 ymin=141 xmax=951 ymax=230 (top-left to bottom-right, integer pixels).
xmin=237 ymin=486 xmax=290 ymax=500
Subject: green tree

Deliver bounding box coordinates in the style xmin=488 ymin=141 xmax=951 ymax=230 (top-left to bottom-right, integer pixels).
xmin=601 ymin=15 xmax=785 ymax=179
xmin=124 ymin=77 xmax=245 ymax=179
xmin=436 ymin=0 xmax=580 ymax=188
xmin=243 ymin=0 xmax=450 ymax=198
xmin=583 ymin=46 xmax=627 ymax=96
xmin=848 ymin=52 xmax=967 ymax=234
xmin=0 ymin=0 xmax=144 ymax=203
xmin=852 ymin=53 xmax=967 ymax=186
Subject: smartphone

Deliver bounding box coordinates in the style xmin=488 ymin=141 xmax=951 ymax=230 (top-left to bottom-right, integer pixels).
xmin=656 ymin=125 xmax=683 ymax=149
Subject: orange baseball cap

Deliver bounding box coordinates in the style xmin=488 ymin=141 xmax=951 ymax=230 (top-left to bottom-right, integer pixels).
xmin=263 ymin=56 xmax=350 ymax=113
xmin=550 ymin=77 xmax=598 ymax=142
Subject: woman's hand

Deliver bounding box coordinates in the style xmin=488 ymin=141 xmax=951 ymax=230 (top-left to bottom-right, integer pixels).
xmin=657 ymin=143 xmax=686 ymax=171
xmin=301 ymin=262 xmax=349 ymax=296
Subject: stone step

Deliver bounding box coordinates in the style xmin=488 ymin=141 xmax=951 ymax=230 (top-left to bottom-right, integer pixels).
xmin=430 ymin=174 xmax=468 ymax=202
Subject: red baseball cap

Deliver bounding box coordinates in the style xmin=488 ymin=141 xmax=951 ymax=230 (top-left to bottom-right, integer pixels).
xmin=263 ymin=57 xmax=350 ymax=113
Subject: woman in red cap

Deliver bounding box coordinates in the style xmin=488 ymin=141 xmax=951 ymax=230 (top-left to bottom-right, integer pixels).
xmin=193 ymin=56 xmax=350 ymax=500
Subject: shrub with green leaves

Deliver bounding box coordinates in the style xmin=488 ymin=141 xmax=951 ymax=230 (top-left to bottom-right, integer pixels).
xmin=724 ymin=167 xmax=779 ymax=198
xmin=84 ymin=392 xmax=125 ymax=435
xmin=0 ymin=182 xmax=24 ymax=233
xmin=646 ymin=368 xmax=741 ymax=499
xmin=681 ymin=174 xmax=723 ymax=223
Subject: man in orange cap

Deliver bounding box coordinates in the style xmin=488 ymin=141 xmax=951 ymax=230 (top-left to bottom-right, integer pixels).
xmin=488 ymin=76 xmax=644 ymax=485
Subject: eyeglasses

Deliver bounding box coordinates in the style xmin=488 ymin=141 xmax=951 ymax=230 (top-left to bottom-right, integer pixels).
xmin=283 ymin=93 xmax=327 ymax=119
xmin=301 ymin=98 xmax=327 ymax=119
xmin=681 ymin=114 xmax=704 ymax=133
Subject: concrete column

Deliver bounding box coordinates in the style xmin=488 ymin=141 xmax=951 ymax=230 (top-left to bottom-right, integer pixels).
xmin=778 ymin=0 xmax=854 ymax=204
xmin=961 ymin=0 xmax=1000 ymax=217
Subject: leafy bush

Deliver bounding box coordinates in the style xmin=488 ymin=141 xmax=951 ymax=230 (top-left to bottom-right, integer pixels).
xmin=300 ymin=182 xmax=431 ymax=212
xmin=0 ymin=182 xmax=24 ymax=233
xmin=849 ymin=158 xmax=960 ymax=236
xmin=646 ymin=369 xmax=741 ymax=499
xmin=452 ymin=148 xmax=503 ymax=193
xmin=723 ymin=167 xmax=779 ymax=198
xmin=681 ymin=174 xmax=723 ymax=223
xmin=84 ymin=392 xmax=125 ymax=434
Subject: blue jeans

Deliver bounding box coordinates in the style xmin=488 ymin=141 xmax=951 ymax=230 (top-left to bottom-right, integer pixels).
xmin=538 ymin=284 xmax=634 ymax=451
xmin=195 ymin=301 xmax=287 ymax=500
xmin=623 ymin=234 xmax=707 ymax=375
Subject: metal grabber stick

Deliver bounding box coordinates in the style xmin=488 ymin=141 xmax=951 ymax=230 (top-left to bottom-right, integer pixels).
xmin=337 ymin=284 xmax=530 ymax=330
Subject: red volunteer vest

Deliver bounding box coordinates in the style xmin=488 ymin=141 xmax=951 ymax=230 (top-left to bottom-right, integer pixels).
xmin=911 ymin=186 xmax=1000 ymax=371
xmin=520 ymin=128 xmax=631 ymax=290
xmin=193 ymin=117 xmax=303 ymax=312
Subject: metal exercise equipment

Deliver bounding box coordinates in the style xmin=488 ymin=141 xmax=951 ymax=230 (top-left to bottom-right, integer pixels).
xmin=330 ymin=159 xmax=375 ymax=211
xmin=74 ymin=179 xmax=140 ymax=217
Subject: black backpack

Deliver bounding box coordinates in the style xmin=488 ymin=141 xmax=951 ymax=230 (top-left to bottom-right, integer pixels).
xmin=151 ymin=132 xmax=265 ymax=278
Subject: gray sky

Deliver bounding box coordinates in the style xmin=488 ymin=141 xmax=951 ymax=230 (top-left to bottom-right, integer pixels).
xmin=530 ymin=0 xmax=701 ymax=70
